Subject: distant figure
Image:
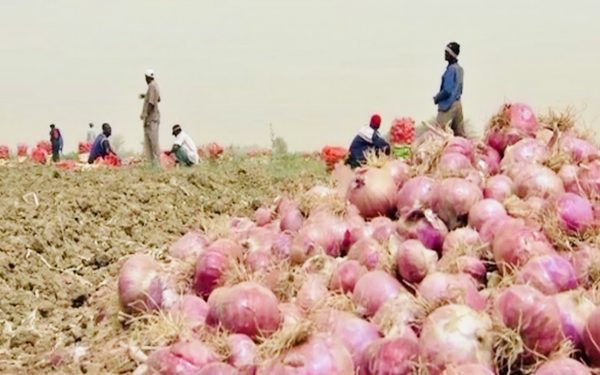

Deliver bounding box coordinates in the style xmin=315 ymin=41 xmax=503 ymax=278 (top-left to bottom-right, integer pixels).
xmin=345 ymin=114 xmax=391 ymax=168
xmin=140 ymin=69 xmax=161 ymax=165
xmin=433 ymin=42 xmax=465 ymax=137
xmin=49 ymin=124 xmax=63 ymax=162
xmin=167 ymin=124 xmax=198 ymax=166
xmin=88 ymin=123 xmax=116 ymax=164
xmin=86 ymin=123 xmax=96 ymax=143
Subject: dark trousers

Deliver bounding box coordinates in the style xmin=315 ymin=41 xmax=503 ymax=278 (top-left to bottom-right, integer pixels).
xmin=52 ymin=145 xmax=60 ymax=162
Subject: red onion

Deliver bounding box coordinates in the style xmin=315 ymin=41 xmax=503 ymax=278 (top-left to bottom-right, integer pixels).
xmin=169 ymin=231 xmax=209 ymax=261
xmin=516 ymin=255 xmax=578 ymax=294
xmin=583 ymin=307 xmax=600 ymax=366
xmin=347 ymin=166 xmax=397 ymax=218
xmin=563 ymin=245 xmax=600 ymax=287
xmin=360 ymin=330 xmax=419 ymax=375
xmin=442 ymin=227 xmax=481 ymax=255
xmin=556 ymin=192 xmax=595 ymax=233
xmin=534 ymin=358 xmax=592 ymax=375
xmin=441 ymin=364 xmax=495 ymax=375
xmin=431 ymin=178 xmax=483 ymax=229
xmin=254 ymin=207 xmax=273 ymax=226
xmin=558 ymin=164 xmax=581 ymax=193
xmin=227 ymin=334 xmax=257 ymax=371
xmin=579 ymin=161 xmax=600 ymax=197
xmin=296 ymin=274 xmax=329 ymax=312
xmin=292 ymin=219 xmax=347 ymax=263
xmin=492 ymin=220 xmax=556 ymax=272
xmin=353 ymin=270 xmax=405 ymax=317
xmin=278 ymin=302 xmax=305 ymax=328
xmin=509 ymin=103 xmax=539 ymax=134
xmin=365 ymin=216 xmax=396 ymax=243
xmin=229 ymin=218 xmax=256 ymax=239
xmin=559 ymin=134 xmax=599 ymax=164
xmin=501 ymin=138 xmax=548 ymax=171
xmin=495 ymin=285 xmax=563 ymax=355
xmin=146 ymin=339 xmax=218 ymax=375
xmin=485 ymin=130 xmax=508 ymax=154
xmin=419 ymin=304 xmax=494 ymax=375
xmin=396 ymin=176 xmax=437 ymax=217
xmin=396 ymin=239 xmax=438 ymax=284
xmin=468 ymin=199 xmax=507 ymax=232
xmin=207 ymin=282 xmax=281 ymax=338
xmin=397 ymin=210 xmax=448 ymax=252
xmin=118 ymin=254 xmax=164 ymax=314
xmin=444 ymin=137 xmax=475 ymax=160
xmin=169 ymin=295 xmax=208 ymax=329
xmin=483 ymin=175 xmax=514 ymax=202
xmin=417 ymin=272 xmax=486 ymax=311
xmin=314 ymin=309 xmax=381 ymax=368
xmin=245 ymin=250 xmax=273 ymax=273
xmin=276 ymin=197 xmax=298 ymax=216
xmin=475 ymin=144 xmax=501 ymax=176
xmin=513 ymin=164 xmax=565 ymax=199
xmin=553 ymin=290 xmax=596 ymax=349
xmin=208 ymin=238 xmax=244 ymax=259
xmin=347 ymin=238 xmax=387 ymax=271
xmin=197 ymin=363 xmax=241 ymax=375
xmin=194 ymin=250 xmax=230 ymax=298
xmin=272 ymin=231 xmax=293 ymax=260
xmin=372 ymin=293 xmax=421 ymax=336
xmin=257 ymin=334 xmax=354 ymax=375
xmin=279 ymin=207 xmax=304 ymax=232
xmin=452 ymin=256 xmax=487 ymax=284
xmin=479 ymin=215 xmax=516 ymax=243
xmin=384 ymin=159 xmax=411 ymax=188
xmin=329 ymin=259 xmax=368 ymax=293
xmin=438 ymin=153 xmax=472 ymax=174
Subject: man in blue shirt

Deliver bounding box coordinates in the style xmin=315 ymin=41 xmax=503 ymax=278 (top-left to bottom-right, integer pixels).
xmin=88 ymin=123 xmax=117 ymax=164
xmin=346 ymin=114 xmax=391 ymax=168
xmin=433 ymin=42 xmax=465 ymax=137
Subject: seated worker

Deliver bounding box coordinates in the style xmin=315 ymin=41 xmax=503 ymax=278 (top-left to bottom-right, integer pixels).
xmin=345 ymin=114 xmax=391 ymax=168
xmin=88 ymin=123 xmax=117 ymax=164
xmin=167 ymin=124 xmax=198 ymax=166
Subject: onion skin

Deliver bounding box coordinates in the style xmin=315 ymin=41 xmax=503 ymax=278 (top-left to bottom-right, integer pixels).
xmin=169 ymin=231 xmax=209 ymax=261
xmin=396 ymin=239 xmax=438 ymax=284
xmin=372 ymin=293 xmax=421 ymax=337
xmin=256 ymin=334 xmax=354 ymax=375
xmin=385 ymin=160 xmax=411 ymax=188
xmin=347 ymin=167 xmax=397 ymax=218
xmin=533 ymin=358 xmax=592 ymax=375
xmin=359 ymin=330 xmax=419 ymax=375
xmin=280 ymin=208 xmax=304 ymax=232
xmin=347 ymin=237 xmax=387 ymax=271
xmin=475 ymin=144 xmax=501 ymax=176
xmin=468 ymin=199 xmax=507 ymax=232
xmin=396 ymin=176 xmax=437 ymax=217
xmin=441 ymin=364 xmax=495 ymax=375
xmin=417 ymin=272 xmax=486 ymax=311
xmin=501 ymin=138 xmax=548 ymax=170
xmin=442 ymin=228 xmax=481 ymax=255
xmin=329 ymin=259 xmax=367 ymax=293
xmin=197 ymin=363 xmax=242 ymax=375
xmin=353 ymin=271 xmax=405 ymax=317
xmin=146 ymin=339 xmax=218 ymax=375
xmin=556 ymin=192 xmax=595 ymax=233
xmin=495 ymin=285 xmax=563 ymax=356
xmin=194 ymin=250 xmax=230 ymax=298
xmin=296 ymin=275 xmax=329 ymax=312
xmin=431 ymin=178 xmax=483 ymax=230
xmin=513 ymin=164 xmax=564 ymax=199
xmin=559 ymin=134 xmax=599 ymax=164
xmin=208 ymin=282 xmax=281 ymax=338
xmin=553 ymin=291 xmax=596 ymax=349
xmin=583 ymin=307 xmax=600 ymax=366
xmin=483 ymin=175 xmax=514 ymax=202
xmin=227 ymin=334 xmax=257 ymax=371
xmin=169 ymin=295 xmax=209 ymax=329
xmin=118 ymin=254 xmax=164 ymax=314
xmin=516 ymin=255 xmax=578 ymax=295
xmin=444 ymin=137 xmax=475 ymax=161
xmin=438 ymin=153 xmax=472 ymax=174
xmin=254 ymin=207 xmax=273 ymax=227
xmin=419 ymin=304 xmax=494 ymax=375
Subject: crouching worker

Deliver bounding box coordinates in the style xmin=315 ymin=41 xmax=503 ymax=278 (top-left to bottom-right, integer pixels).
xmin=345 ymin=114 xmax=391 ymax=168
xmin=88 ymin=123 xmax=117 ymax=164
xmin=167 ymin=124 xmax=198 ymax=167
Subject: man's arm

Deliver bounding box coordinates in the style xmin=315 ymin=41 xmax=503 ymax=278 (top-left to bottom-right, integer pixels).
xmin=373 ymin=133 xmax=391 ymax=155
xmin=434 ymin=67 xmax=456 ymax=104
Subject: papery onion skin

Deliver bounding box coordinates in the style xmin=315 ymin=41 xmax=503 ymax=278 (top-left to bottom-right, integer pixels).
xmin=146 ymin=340 xmax=218 ymax=375
xmin=353 ymin=270 xmax=405 ymax=317
xmin=483 ymin=175 xmax=514 ymax=202
xmin=556 ymin=192 xmax=595 ymax=233
xmin=440 ymin=364 xmax=495 ymax=375
xmin=396 ymin=176 xmax=437 ymax=217
xmin=396 ymin=239 xmax=438 ymax=284
xmin=118 ymin=254 xmax=164 ymax=314
xmin=431 ymin=178 xmax=483 ymax=230
xmin=347 ymin=167 xmax=397 ymax=218
xmin=553 ymin=291 xmax=596 ymax=349
xmin=329 ymin=259 xmax=368 ymax=293
xmin=583 ymin=307 xmax=600 ymax=366
xmin=516 ymin=255 xmax=578 ymax=295
xmin=533 ymin=357 xmax=592 ymax=375
xmin=359 ymin=330 xmax=419 ymax=375
xmin=468 ymin=199 xmax=507 ymax=232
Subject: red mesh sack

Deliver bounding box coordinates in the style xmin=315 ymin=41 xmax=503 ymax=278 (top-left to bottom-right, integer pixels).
xmin=31 ymin=147 xmax=48 ymax=164
xmin=36 ymin=141 xmax=52 ymax=154
xmin=17 ymin=144 xmax=28 ymax=157
xmin=321 ymin=146 xmax=348 ymax=169
xmin=0 ymin=146 xmax=9 ymax=160
xmin=389 ymin=117 xmax=416 ymax=145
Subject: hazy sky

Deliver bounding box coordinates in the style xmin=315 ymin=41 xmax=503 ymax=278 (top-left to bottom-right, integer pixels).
xmin=0 ymin=0 xmax=598 ymax=153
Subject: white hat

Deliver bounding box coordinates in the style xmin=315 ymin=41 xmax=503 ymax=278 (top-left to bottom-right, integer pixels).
xmin=145 ymin=69 xmax=155 ymax=78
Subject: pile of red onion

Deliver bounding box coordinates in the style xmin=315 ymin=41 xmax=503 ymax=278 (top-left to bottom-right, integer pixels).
xmin=108 ymin=103 xmax=600 ymax=375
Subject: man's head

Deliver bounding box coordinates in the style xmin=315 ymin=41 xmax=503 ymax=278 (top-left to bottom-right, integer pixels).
xmin=102 ymin=123 xmax=112 ymax=137
xmin=145 ymin=69 xmax=155 ymax=84
xmin=369 ymin=114 xmax=382 ymax=130
xmin=89 ymin=123 xmax=94 ymax=128
xmin=445 ymin=42 xmax=460 ymax=62
xmin=172 ymin=124 xmax=182 ymax=137
xmin=50 ymin=124 xmax=55 ymax=129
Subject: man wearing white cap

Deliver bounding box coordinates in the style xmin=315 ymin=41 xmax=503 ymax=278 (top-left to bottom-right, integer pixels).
xmin=140 ymin=69 xmax=161 ymax=165
xmin=433 ymin=42 xmax=465 ymax=137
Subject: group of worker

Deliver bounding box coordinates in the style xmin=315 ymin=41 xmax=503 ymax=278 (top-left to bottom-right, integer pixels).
xmin=346 ymin=41 xmax=464 ymax=168
xmin=47 ymin=69 xmax=199 ymax=167
xmin=47 ymin=41 xmax=463 ymax=169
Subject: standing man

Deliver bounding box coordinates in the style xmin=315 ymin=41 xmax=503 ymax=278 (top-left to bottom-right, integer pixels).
xmin=433 ymin=42 xmax=465 ymax=137
xmin=167 ymin=124 xmax=198 ymax=167
xmin=87 ymin=123 xmax=96 ymax=143
xmin=88 ymin=123 xmax=117 ymax=164
xmin=140 ymin=69 xmax=161 ymax=165
xmin=49 ymin=124 xmax=63 ymax=162
xmin=345 ymin=114 xmax=391 ymax=168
